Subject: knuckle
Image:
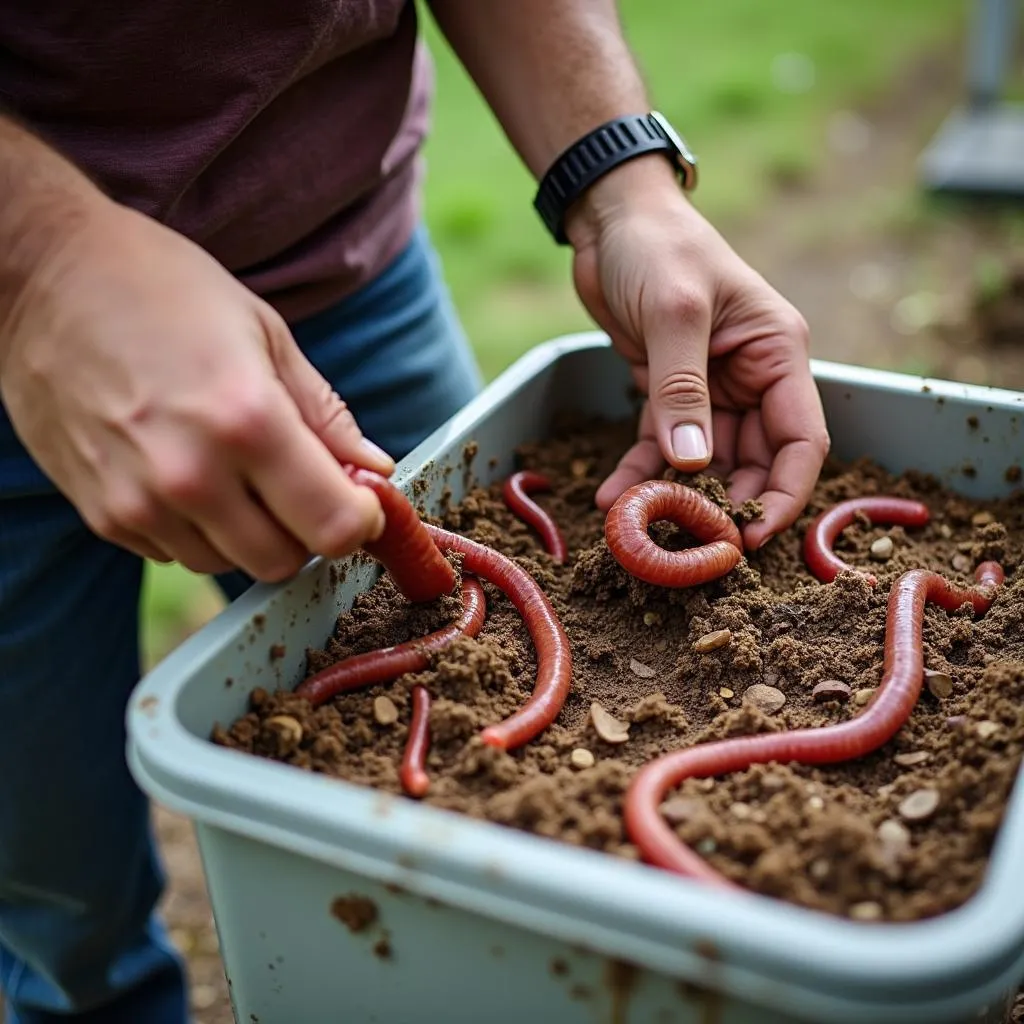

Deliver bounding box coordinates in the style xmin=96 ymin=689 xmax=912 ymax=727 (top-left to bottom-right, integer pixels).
xmin=106 ymin=491 xmax=160 ymax=534
xmin=84 ymin=508 xmax=121 ymax=543
xmin=812 ymin=428 xmax=832 ymax=458
xmin=208 ymin=388 xmax=277 ymax=449
xmin=155 ymin=462 xmax=211 ymax=507
xmin=665 ymin=287 xmax=708 ymax=325
xmin=781 ymin=307 xmax=811 ymax=348
xmin=655 ymin=370 xmax=710 ymax=411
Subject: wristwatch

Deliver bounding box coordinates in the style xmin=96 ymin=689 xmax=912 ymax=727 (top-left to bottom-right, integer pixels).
xmin=533 ymin=111 xmax=698 ymax=244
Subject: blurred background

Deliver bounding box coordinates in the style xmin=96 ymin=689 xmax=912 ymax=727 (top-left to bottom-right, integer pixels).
xmin=138 ymin=2 xmax=1024 ymax=1019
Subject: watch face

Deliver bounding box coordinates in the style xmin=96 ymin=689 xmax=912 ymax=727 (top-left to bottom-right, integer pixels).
xmin=650 ymin=110 xmax=698 ymax=190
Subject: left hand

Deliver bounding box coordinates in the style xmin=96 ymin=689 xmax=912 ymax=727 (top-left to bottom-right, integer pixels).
xmin=564 ymin=155 xmax=830 ymax=550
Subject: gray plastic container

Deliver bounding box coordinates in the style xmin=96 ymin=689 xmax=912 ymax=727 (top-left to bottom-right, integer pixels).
xmin=127 ymin=333 xmax=1024 ymax=1024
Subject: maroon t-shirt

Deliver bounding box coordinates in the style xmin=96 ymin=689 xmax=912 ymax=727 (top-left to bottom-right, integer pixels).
xmin=0 ymin=1 xmax=431 ymax=321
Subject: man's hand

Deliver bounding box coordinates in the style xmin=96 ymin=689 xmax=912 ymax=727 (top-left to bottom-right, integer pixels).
xmin=1 ymin=199 xmax=393 ymax=581
xmin=565 ymin=156 xmax=830 ymax=550
xmin=427 ymin=0 xmax=829 ymax=548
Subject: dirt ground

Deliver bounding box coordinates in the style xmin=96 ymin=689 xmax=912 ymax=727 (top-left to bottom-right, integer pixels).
xmin=146 ymin=43 xmax=1024 ymax=1024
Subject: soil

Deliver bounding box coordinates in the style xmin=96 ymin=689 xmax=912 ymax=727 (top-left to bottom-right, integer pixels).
xmin=217 ymin=415 xmax=1024 ymax=923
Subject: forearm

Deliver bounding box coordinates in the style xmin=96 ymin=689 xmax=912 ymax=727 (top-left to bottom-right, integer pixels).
xmin=431 ymin=1 xmax=655 ymax=174
xmin=428 ymin=0 xmax=683 ymax=243
xmin=0 ymin=116 xmax=109 ymax=360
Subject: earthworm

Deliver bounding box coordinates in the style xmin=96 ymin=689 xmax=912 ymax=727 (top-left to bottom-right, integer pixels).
xmin=604 ymin=480 xmax=743 ymax=587
xmin=502 ymin=471 xmax=568 ymax=563
xmin=400 ymin=686 xmax=432 ymax=798
xmin=803 ymin=497 xmax=931 ymax=586
xmin=624 ymin=561 xmax=1005 ymax=886
xmin=347 ymin=466 xmax=456 ymax=602
xmin=295 ymin=579 xmax=487 ymax=707
xmin=425 ymin=523 xmax=573 ymax=751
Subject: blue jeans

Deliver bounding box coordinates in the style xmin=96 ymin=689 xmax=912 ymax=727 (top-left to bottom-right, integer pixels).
xmin=0 ymin=226 xmax=482 ymax=1022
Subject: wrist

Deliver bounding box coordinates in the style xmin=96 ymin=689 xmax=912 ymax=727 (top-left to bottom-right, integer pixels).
xmin=563 ymin=153 xmax=692 ymax=250
xmin=0 ymin=118 xmax=114 ymax=361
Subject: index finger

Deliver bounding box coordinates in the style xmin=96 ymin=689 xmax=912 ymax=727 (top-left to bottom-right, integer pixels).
xmin=242 ymin=392 xmax=386 ymax=558
xmin=744 ymin=359 xmax=829 ymax=548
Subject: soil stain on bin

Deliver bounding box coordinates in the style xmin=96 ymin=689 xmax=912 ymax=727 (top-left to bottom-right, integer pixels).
xmin=330 ymin=894 xmax=378 ymax=933
xmin=214 ymin=417 xmax=1024 ymax=923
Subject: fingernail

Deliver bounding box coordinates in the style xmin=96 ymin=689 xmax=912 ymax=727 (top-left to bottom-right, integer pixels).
xmin=360 ymin=436 xmax=394 ymax=470
xmin=758 ymin=533 xmax=774 ymax=550
xmin=671 ymin=423 xmax=708 ymax=463
xmin=369 ymin=504 xmax=386 ymax=542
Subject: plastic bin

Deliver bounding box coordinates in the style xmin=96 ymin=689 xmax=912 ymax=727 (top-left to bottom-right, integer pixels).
xmin=127 ymin=333 xmax=1024 ymax=1024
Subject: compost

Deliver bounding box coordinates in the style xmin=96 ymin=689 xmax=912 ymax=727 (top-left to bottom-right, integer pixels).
xmin=215 ymin=416 xmax=1024 ymax=922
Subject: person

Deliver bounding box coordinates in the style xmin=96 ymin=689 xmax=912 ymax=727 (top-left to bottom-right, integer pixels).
xmin=0 ymin=1 xmax=830 ymax=1020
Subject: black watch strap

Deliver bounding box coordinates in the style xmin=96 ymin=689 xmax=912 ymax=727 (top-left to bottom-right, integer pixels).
xmin=533 ymin=112 xmax=692 ymax=244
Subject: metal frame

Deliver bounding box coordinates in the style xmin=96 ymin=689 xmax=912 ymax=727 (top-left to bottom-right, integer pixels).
xmin=918 ymin=0 xmax=1024 ymax=197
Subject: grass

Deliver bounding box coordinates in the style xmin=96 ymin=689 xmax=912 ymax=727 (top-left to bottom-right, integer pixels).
xmin=140 ymin=0 xmax=968 ymax=667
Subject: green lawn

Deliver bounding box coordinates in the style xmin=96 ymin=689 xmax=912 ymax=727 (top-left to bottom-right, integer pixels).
xmin=141 ymin=0 xmax=967 ymax=666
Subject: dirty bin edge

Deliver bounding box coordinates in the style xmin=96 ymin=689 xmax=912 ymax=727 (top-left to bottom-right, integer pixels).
xmin=126 ymin=332 xmax=1024 ymax=1018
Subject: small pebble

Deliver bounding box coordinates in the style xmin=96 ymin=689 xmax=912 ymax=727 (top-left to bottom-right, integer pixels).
xmin=924 ymin=669 xmax=953 ymax=700
xmin=952 ymin=552 xmax=972 ymax=573
xmin=660 ymin=797 xmax=702 ymax=824
xmin=877 ymin=819 xmax=911 ymax=850
xmin=743 ymin=683 xmax=787 ymax=714
xmin=729 ymin=802 xmax=752 ymax=820
xmin=809 ymin=858 xmax=831 ymax=881
xmin=946 ymin=715 xmax=968 ymax=731
xmin=812 ymin=680 xmax=851 ymax=703
xmin=893 ymin=750 xmax=931 ymax=767
xmin=869 ymin=536 xmax=894 ymax=561
xmin=853 ymin=687 xmax=877 ymax=707
xmin=898 ymin=788 xmax=940 ymax=822
xmin=751 ymin=809 xmax=768 ymax=824
xmin=590 ymin=701 xmax=630 ymax=744
xmin=849 ymin=901 xmax=884 ymax=922
xmin=629 ymin=658 xmax=656 ymax=678
xmin=373 ymin=696 xmax=399 ymax=726
xmin=938 ymin=523 xmax=953 ymax=539
xmin=719 ymin=686 xmax=734 ymax=699
xmin=761 ymin=773 xmax=786 ymax=792
xmin=264 ymin=715 xmax=303 ymax=752
xmin=570 ymin=458 xmax=589 ymax=478
xmin=696 ymin=838 xmax=718 ymax=855
xmin=971 ymin=510 xmax=995 ymax=527
xmin=975 ymin=720 xmax=1000 ymax=740
xmin=693 ymin=628 xmax=732 ymax=653
xmin=806 ymin=795 xmax=824 ymax=811
xmin=570 ymin=747 xmax=595 ymax=770
xmin=642 ymin=612 xmax=660 ymax=627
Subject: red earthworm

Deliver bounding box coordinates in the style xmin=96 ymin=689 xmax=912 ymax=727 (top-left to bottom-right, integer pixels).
xmin=295 ymin=578 xmax=487 ymax=707
xmin=425 ymin=523 xmax=572 ymax=751
xmin=400 ymin=686 xmax=432 ymax=798
xmin=347 ymin=466 xmax=456 ymax=602
xmin=502 ymin=471 xmax=568 ymax=563
xmin=803 ymin=496 xmax=931 ymax=586
xmin=624 ymin=561 xmax=1004 ymax=887
xmin=604 ymin=480 xmax=743 ymax=587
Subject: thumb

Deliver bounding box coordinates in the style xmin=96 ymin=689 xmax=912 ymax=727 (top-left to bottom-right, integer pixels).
xmin=263 ymin=310 xmax=395 ymax=477
xmin=645 ymin=299 xmax=714 ymax=473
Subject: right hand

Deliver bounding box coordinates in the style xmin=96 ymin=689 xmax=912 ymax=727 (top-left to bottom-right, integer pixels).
xmin=0 ymin=200 xmax=394 ymax=582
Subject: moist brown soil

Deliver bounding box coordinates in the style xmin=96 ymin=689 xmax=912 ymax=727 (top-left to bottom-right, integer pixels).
xmin=215 ymin=416 xmax=1024 ymax=923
